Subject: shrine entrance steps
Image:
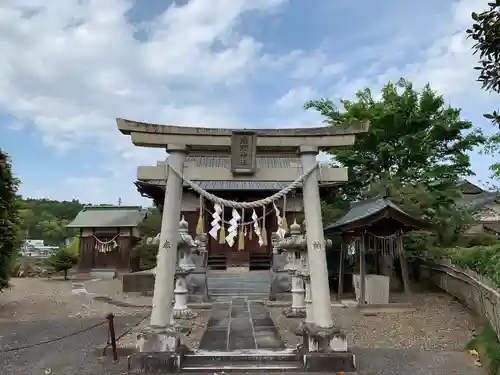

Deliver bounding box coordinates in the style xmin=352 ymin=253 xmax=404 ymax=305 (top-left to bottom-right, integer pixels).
xmin=206 ymin=270 xmax=272 ymax=298
xmin=181 ymin=298 xmax=303 ymax=372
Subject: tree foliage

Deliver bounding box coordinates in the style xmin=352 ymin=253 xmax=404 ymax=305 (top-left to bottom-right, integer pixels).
xmin=45 ymin=246 xmax=79 ymax=280
xmin=467 ymin=3 xmax=500 ymax=98
xmin=306 ymin=79 xmax=485 ymax=200
xmin=0 ymin=150 xmax=22 ymax=291
xmin=306 ymin=79 xmax=485 ymax=247
xmin=137 ymin=208 xmax=162 ymax=240
xmin=18 ymin=198 xmax=84 ymax=246
xmin=133 ymin=208 xmax=162 ymax=270
xmin=467 ymin=2 xmax=500 ymax=179
xmin=363 ymin=177 xmax=476 ymax=247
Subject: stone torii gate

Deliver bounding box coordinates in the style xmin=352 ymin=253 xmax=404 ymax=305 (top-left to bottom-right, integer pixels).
xmin=117 ymin=118 xmax=368 ymax=366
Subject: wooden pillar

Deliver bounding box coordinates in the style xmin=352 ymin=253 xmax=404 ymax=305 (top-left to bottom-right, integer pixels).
xmin=359 ymin=234 xmax=366 ymax=305
xmin=398 ymin=232 xmax=412 ymax=302
xmin=337 ymin=242 xmax=345 ymax=301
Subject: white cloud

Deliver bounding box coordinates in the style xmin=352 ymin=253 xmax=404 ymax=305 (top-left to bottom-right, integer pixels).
xmin=2 ymin=0 xmax=497 ymax=203
xmin=288 ymin=50 xmax=344 ymax=80
xmin=276 ymin=86 xmax=319 ymax=109
xmin=328 ymin=0 xmax=494 ymax=101
xmin=0 ymin=0 xmax=287 ymax=151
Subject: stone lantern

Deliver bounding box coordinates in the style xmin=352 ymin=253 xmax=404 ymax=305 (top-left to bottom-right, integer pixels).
xmin=274 ymin=220 xmax=307 ymax=318
xmin=173 ymin=216 xmax=197 ymax=319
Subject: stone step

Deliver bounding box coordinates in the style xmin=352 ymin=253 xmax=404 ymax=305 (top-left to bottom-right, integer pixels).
xmin=181 ymin=360 xmax=302 ymax=372
xmin=207 ymin=287 xmax=269 ymax=293
xmin=181 ymin=351 xmax=302 ymax=372
xmin=208 ymin=291 xmax=269 ymax=295
xmin=207 ymin=272 xmax=271 ymax=279
xmin=206 ymin=271 xmax=272 ymax=297
xmin=207 ymin=282 xmax=270 ymax=287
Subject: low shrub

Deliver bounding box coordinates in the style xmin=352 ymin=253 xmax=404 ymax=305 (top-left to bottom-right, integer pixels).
xmin=45 ymin=246 xmax=79 ymax=280
xmin=424 ymin=241 xmax=500 ymax=287
xmin=466 ymin=324 xmax=500 ymax=375
xmin=132 ymin=242 xmax=158 ymax=271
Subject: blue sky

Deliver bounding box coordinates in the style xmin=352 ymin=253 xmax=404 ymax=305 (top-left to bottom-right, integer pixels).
xmin=0 ymin=0 xmax=497 ymax=205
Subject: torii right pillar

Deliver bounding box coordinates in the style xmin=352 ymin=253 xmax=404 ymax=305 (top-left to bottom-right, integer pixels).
xmin=298 ymin=145 xmax=355 ymax=372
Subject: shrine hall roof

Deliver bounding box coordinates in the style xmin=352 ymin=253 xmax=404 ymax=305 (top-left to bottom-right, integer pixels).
xmin=324 ymin=197 xmax=429 ymax=233
xmin=66 ymin=205 xmax=146 ymax=228
xmin=137 ymin=179 xmax=290 ymax=191
xmin=139 ymin=156 xmax=336 ymax=191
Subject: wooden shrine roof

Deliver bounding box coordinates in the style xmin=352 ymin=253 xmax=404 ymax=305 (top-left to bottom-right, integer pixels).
xmin=324 ymin=197 xmax=430 ymax=233
xmin=67 ymin=205 xmax=146 ymax=228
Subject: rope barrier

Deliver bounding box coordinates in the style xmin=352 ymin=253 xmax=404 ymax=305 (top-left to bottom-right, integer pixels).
xmin=93 ymin=234 xmax=119 ymax=245
xmin=1 ymin=320 xmax=108 ymax=353
xmin=167 ymin=162 xmax=318 ymax=209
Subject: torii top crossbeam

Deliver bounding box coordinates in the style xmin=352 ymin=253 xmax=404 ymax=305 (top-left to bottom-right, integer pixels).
xmin=116 ymin=118 xmax=369 ymax=152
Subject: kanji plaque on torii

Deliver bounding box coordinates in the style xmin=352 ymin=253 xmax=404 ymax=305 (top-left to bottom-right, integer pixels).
xmin=230 ymin=130 xmax=256 ymax=175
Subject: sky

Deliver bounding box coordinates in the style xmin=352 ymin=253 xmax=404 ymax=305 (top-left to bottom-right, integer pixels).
xmin=0 ymin=0 xmax=498 ymax=206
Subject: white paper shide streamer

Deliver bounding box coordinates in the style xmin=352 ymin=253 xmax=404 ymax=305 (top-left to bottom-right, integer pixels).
xmin=225 ymin=208 xmax=241 ymax=247
xmin=209 ymin=204 xmax=222 ymax=240
xmin=251 ymin=209 xmax=264 ymax=246
xmin=272 ymin=202 xmax=286 ymax=239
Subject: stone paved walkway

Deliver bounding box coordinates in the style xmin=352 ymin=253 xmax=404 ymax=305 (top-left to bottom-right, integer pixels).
xmin=198 ymin=297 xmax=285 ymax=351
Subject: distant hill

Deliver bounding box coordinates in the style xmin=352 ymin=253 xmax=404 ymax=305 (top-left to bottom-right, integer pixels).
xmin=19 ymin=198 xmax=86 ymax=246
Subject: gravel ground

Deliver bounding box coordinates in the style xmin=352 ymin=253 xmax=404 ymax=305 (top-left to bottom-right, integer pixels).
xmin=0 ymin=278 xmax=486 ymax=375
xmin=0 ymin=278 xmax=207 ymax=375
xmin=271 ymin=292 xmax=481 ymax=350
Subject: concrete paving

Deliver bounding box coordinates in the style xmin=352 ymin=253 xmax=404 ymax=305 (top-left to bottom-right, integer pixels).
xmin=199 ymin=297 xmax=284 ymax=351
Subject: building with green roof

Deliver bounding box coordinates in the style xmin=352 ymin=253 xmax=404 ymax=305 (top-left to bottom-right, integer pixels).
xmin=66 ymin=205 xmax=147 ymax=273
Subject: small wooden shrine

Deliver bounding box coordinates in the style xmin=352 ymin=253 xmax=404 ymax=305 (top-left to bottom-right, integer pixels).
xmin=66 ymin=205 xmax=147 ymax=273
xmin=324 ymin=196 xmax=430 ymax=309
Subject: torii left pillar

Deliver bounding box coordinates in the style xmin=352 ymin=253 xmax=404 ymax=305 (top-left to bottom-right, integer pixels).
xmin=137 ymin=144 xmax=187 ymax=354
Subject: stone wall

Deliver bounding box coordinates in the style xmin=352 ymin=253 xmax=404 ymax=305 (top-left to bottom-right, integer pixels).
xmin=420 ymin=258 xmax=500 ymax=340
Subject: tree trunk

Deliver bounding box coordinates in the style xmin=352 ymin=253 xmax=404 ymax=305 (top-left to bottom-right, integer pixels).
xmin=64 ymin=269 xmax=68 ymax=280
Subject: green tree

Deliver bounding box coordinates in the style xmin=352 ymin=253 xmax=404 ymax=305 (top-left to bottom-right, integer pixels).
xmin=363 ymin=177 xmax=475 ymax=247
xmin=18 ymin=198 xmax=85 ymax=246
xmin=46 ymin=246 xmax=79 ymax=280
xmin=305 ymin=79 xmax=485 ymax=200
xmin=137 ymin=208 xmax=162 ymax=239
xmin=0 ymin=150 xmax=22 ymax=291
xmin=467 ymin=2 xmax=500 ymax=179
xmin=133 ymin=208 xmax=162 ymax=270
xmin=306 ymin=79 xmax=484 ymax=246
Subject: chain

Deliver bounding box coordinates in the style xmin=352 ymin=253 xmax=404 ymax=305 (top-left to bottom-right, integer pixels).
xmin=102 ymin=311 xmax=151 ymax=356
xmin=1 ymin=320 xmax=107 ymax=353
xmin=167 ymin=162 xmax=318 ymax=209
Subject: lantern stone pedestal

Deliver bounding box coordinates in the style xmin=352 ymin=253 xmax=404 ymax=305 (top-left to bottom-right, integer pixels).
xmin=172 ymin=217 xmax=197 ymax=319
xmin=173 ymin=269 xmax=196 ymax=319
xmin=275 ymin=221 xmax=307 ymax=318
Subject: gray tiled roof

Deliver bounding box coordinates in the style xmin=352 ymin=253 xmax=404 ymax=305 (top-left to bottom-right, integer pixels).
xmin=483 ymin=222 xmax=500 ymax=234
xmin=66 ymin=206 xmax=146 ymax=228
xmin=456 ymin=191 xmax=500 ymax=209
xmin=138 ymin=179 xmax=291 ymax=191
xmin=324 ymin=197 xmax=413 ymax=231
xmin=148 ymin=156 xmax=332 ymax=190
xmin=163 ymin=155 xmax=303 ymax=169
